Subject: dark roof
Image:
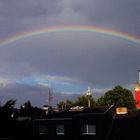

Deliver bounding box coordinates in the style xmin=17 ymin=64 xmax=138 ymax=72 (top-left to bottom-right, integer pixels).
xmin=45 ymin=106 xmax=115 ymax=119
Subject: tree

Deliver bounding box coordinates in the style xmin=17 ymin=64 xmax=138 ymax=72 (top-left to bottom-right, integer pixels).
xmin=57 ymin=95 xmax=96 ymax=110
xmin=96 ymin=85 xmax=136 ymax=109
xmin=20 ymin=100 xmax=33 ymax=116
xmin=75 ymin=95 xmax=96 ymax=108
xmin=57 ymin=101 xmax=66 ymax=111
xmin=0 ymin=99 xmax=16 ymax=119
xmin=65 ymin=99 xmax=74 ymax=110
xmin=0 ymin=99 xmax=16 ymax=137
xmin=57 ymin=100 xmax=75 ymax=111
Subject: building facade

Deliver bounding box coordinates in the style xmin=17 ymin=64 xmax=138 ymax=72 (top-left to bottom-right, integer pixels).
xmin=33 ymin=107 xmax=115 ymax=140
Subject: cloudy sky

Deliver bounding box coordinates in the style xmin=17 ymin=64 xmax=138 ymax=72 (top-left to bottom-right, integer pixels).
xmin=0 ymin=0 xmax=140 ymax=107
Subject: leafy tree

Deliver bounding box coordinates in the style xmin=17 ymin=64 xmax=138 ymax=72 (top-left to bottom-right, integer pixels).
xmin=96 ymin=85 xmax=136 ymax=109
xmin=75 ymin=96 xmax=87 ymax=106
xmin=65 ymin=99 xmax=75 ymax=110
xmin=20 ymin=100 xmax=33 ymax=116
xmin=75 ymin=95 xmax=96 ymax=108
xmin=2 ymin=99 xmax=16 ymax=109
xmin=0 ymin=99 xmax=16 ymax=137
xmin=0 ymin=99 xmax=16 ymax=119
xmin=20 ymin=100 xmax=44 ymax=118
xmin=57 ymin=95 xmax=96 ymax=110
xmin=21 ymin=100 xmax=32 ymax=109
xmin=57 ymin=101 xmax=66 ymax=111
xmin=57 ymin=100 xmax=75 ymax=110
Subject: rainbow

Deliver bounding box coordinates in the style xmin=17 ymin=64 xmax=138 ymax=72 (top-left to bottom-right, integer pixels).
xmin=0 ymin=26 xmax=140 ymax=47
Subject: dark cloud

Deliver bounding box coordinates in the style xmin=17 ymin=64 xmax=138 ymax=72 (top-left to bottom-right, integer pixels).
xmin=0 ymin=32 xmax=139 ymax=86
xmin=0 ymin=83 xmax=80 ymax=108
xmin=0 ymin=0 xmax=62 ymax=19
xmin=0 ymin=0 xmax=62 ymax=38
xmin=71 ymin=0 xmax=140 ymax=35
xmin=0 ymin=0 xmax=139 ymax=106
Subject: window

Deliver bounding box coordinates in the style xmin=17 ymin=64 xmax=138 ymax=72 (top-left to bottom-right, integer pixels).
xmin=39 ymin=125 xmax=47 ymax=135
xmin=56 ymin=125 xmax=64 ymax=135
xmin=82 ymin=124 xmax=96 ymax=135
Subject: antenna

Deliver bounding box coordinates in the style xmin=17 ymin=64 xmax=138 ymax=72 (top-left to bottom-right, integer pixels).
xmin=48 ymin=86 xmax=51 ymax=107
xmin=48 ymin=84 xmax=53 ymax=107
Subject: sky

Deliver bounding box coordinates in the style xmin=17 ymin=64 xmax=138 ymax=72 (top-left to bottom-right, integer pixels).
xmin=0 ymin=0 xmax=140 ymax=107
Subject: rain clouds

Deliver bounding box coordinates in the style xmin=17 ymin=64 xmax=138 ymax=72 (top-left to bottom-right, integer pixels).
xmin=0 ymin=0 xmax=140 ymax=107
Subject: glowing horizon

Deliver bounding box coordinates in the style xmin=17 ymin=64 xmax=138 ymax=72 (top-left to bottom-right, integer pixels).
xmin=0 ymin=26 xmax=140 ymax=47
